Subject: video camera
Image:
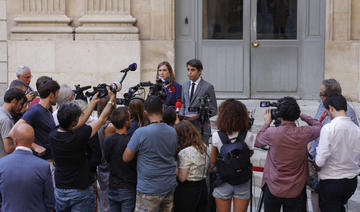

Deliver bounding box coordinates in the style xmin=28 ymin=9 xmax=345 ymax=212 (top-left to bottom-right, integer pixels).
xmin=85 ymin=83 xmax=119 ymax=99
xmin=188 ymin=95 xmax=211 ymax=128
xmin=73 ymin=85 xmax=91 ymax=102
xmin=260 ymin=101 xmax=281 ymax=120
xmin=260 ymin=101 xmax=282 ymax=126
xmin=139 ymin=79 xmax=168 ymax=102
xmin=115 ymin=84 xmax=143 ymax=106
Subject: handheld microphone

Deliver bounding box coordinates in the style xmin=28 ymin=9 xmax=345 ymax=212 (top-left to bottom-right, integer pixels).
xmin=175 ymin=102 xmax=182 ymax=113
xmin=120 ymin=63 xmax=137 ymax=73
xmin=164 ymin=79 xmax=171 ymax=85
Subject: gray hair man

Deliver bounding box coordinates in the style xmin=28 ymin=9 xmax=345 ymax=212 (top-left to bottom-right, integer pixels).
xmin=53 ymin=84 xmax=75 ymax=126
xmin=16 ymin=65 xmax=36 ymax=102
xmin=309 ymin=78 xmax=358 ymax=212
xmin=16 ymin=65 xmax=32 ymax=88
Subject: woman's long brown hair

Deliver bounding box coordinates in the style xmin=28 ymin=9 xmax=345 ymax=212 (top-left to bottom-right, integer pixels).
xmin=175 ymin=120 xmax=207 ymax=154
xmin=156 ymin=61 xmax=175 ymax=85
xmin=128 ymin=99 xmax=147 ymax=127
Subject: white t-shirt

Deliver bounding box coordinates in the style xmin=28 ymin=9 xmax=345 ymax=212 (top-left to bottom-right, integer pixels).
xmin=212 ymin=131 xmax=255 ymax=151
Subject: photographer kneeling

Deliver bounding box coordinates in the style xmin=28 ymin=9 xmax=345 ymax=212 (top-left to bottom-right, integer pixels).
xmin=255 ymin=97 xmax=322 ymax=212
xmin=49 ymin=88 xmax=115 ymax=212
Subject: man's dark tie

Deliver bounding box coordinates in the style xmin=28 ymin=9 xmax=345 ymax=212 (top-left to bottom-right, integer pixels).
xmin=190 ymin=82 xmax=195 ymax=101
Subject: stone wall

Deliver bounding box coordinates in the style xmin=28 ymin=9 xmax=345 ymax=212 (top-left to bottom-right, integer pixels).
xmin=0 ymin=0 xmax=7 ymax=96
xmin=325 ymin=0 xmax=360 ymax=101
xmin=132 ymin=0 xmax=175 ymax=81
xmin=4 ymin=0 xmax=174 ymax=95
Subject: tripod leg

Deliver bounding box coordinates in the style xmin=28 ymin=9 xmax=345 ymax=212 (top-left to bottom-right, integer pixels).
xmin=257 ymin=190 xmax=264 ymax=212
xmin=250 ymin=169 xmax=253 ymax=212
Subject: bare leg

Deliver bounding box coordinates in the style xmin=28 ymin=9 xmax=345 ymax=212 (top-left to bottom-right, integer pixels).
xmin=233 ymin=198 xmax=249 ymax=212
xmin=215 ymin=198 xmax=232 ymax=212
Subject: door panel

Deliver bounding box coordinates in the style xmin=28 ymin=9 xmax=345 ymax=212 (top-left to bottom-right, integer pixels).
xmin=251 ymin=0 xmax=302 ymax=98
xmin=201 ymin=42 xmax=245 ymax=93
xmin=253 ymin=46 xmax=299 ymax=92
xmin=175 ymin=0 xmax=197 ymax=85
xmin=198 ymin=0 xmax=250 ymax=98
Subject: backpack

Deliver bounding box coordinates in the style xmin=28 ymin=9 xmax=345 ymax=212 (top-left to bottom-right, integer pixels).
xmin=215 ymin=131 xmax=252 ymax=186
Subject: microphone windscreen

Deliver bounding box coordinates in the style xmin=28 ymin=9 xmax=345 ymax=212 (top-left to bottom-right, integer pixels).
xmin=129 ymin=63 xmax=137 ymax=71
xmin=176 ymin=102 xmax=182 ymax=109
xmin=164 ymin=79 xmax=171 ymax=85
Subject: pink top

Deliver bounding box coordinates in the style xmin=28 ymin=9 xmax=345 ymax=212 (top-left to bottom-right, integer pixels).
xmin=255 ymin=114 xmax=322 ymax=198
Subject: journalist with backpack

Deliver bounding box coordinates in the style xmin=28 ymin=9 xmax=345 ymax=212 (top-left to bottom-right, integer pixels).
xmin=211 ymin=99 xmax=255 ymax=212
xmin=255 ymin=97 xmax=322 ymax=212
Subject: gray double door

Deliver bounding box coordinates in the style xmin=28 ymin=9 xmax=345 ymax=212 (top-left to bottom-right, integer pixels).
xmin=175 ymin=0 xmax=325 ymax=99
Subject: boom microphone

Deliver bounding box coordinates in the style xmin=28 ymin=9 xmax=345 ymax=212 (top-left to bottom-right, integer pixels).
xmin=120 ymin=63 xmax=137 ymax=73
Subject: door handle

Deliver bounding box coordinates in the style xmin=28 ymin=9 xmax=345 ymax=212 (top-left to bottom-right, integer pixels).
xmin=251 ymin=41 xmax=260 ymax=48
xmin=185 ymin=16 xmax=188 ymax=24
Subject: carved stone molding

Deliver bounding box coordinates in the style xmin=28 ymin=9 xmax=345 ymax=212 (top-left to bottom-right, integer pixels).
xmin=76 ymin=0 xmax=139 ymax=40
xmin=11 ymin=0 xmax=73 ymax=40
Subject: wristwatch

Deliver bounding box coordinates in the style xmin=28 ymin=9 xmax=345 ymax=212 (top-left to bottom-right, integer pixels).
xmin=107 ymin=100 xmax=115 ymax=106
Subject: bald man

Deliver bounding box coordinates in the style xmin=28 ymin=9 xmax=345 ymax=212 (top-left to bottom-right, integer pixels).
xmin=0 ymin=123 xmax=55 ymax=212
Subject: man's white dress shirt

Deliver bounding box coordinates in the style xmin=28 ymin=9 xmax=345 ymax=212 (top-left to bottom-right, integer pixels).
xmin=188 ymin=77 xmax=201 ymax=99
xmin=316 ymin=116 xmax=360 ymax=180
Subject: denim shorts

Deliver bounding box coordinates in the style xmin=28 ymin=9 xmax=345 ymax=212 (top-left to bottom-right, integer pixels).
xmin=213 ymin=180 xmax=251 ymax=200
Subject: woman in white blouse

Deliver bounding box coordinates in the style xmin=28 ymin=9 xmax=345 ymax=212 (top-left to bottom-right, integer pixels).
xmin=174 ymin=120 xmax=210 ymax=212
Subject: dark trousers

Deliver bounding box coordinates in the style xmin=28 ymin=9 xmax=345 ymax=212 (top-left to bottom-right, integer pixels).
xmin=174 ymin=179 xmax=208 ymax=212
xmin=263 ymin=185 xmax=306 ymax=212
xmin=319 ymin=177 xmax=357 ymax=212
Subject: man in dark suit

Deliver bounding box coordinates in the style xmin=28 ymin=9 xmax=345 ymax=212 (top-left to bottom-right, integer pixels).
xmin=0 ymin=123 xmax=55 ymax=212
xmin=179 ymin=59 xmax=217 ymax=143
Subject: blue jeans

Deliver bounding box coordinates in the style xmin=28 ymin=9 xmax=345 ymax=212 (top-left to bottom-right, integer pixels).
xmin=108 ymin=189 xmax=136 ymax=212
xmin=55 ymin=186 xmax=95 ymax=212
xmin=97 ymin=167 xmax=110 ymax=212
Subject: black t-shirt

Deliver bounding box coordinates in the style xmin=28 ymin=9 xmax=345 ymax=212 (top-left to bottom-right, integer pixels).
xmin=22 ymin=103 xmax=56 ymax=159
xmin=49 ymin=125 xmax=93 ymax=189
xmin=104 ymin=133 xmax=137 ymax=190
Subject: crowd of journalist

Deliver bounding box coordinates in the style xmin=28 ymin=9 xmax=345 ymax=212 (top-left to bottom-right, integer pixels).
xmin=0 ymin=60 xmax=359 ymax=212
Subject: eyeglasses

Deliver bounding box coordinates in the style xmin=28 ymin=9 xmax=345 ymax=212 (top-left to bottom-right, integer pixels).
xmin=22 ymin=75 xmax=32 ymax=79
xmin=319 ymin=93 xmax=326 ymax=97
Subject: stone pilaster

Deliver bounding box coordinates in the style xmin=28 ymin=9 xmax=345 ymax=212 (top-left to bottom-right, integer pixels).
xmin=11 ymin=0 xmax=73 ymax=40
xmin=76 ymin=0 xmax=139 ymax=40
xmin=0 ymin=0 xmax=8 ymax=94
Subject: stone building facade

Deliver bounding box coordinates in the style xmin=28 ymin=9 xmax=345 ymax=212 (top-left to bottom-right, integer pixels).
xmin=0 ymin=0 xmax=174 ymax=98
xmin=0 ymin=0 xmax=359 ymax=101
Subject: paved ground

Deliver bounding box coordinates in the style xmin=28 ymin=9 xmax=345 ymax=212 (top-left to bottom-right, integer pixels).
xmin=210 ymin=100 xmax=360 ymax=212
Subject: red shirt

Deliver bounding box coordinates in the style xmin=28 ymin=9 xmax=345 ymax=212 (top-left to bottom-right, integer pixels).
xmin=255 ymin=114 xmax=322 ymax=198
